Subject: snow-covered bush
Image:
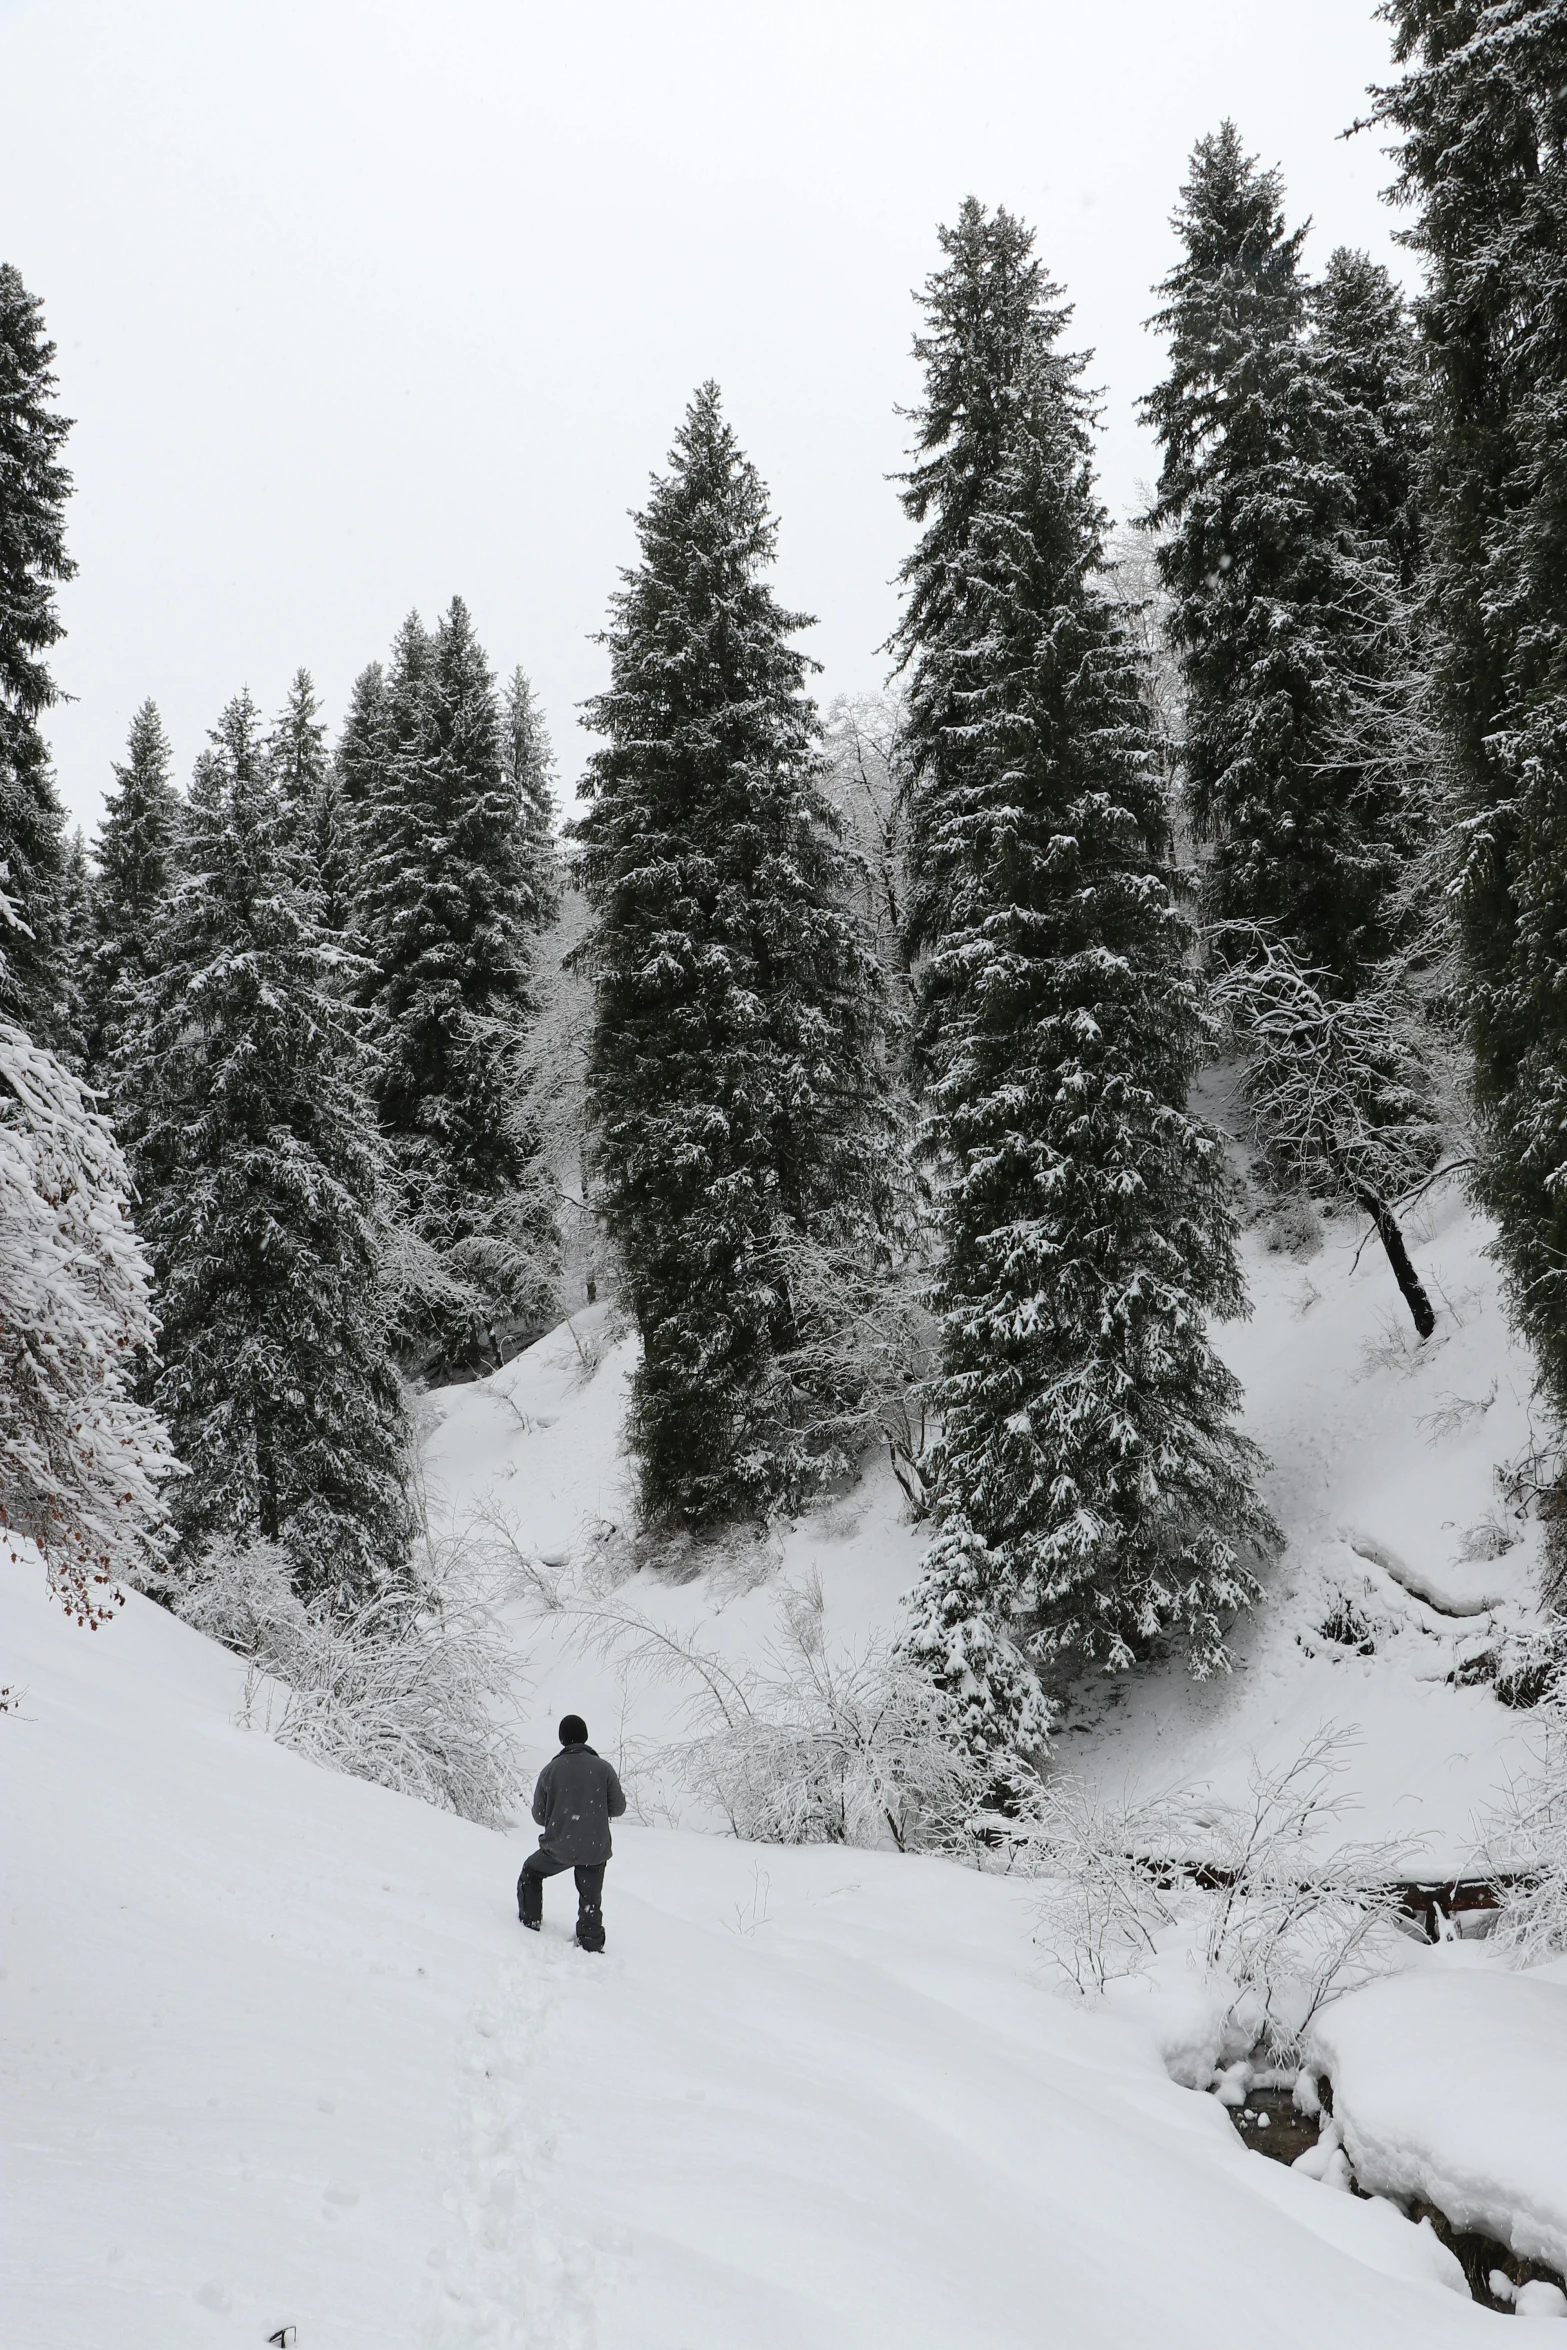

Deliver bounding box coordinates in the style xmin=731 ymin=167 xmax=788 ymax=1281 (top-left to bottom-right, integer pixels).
xmin=1030 ymin=1733 xmax=1410 ymax=2063
xmin=1488 ymin=1693 xmax=1567 ymax=1962
xmin=177 ymin=1538 xmax=523 ymax=1827
xmin=570 ymin=1570 xmax=988 ymax=1851
xmin=1211 ymin=925 xmax=1453 ymax=1336
xmin=0 ymin=1013 xmax=174 ymax=1622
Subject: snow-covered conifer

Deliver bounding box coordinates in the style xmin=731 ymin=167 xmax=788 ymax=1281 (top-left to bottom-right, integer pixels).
xmin=574 ymin=383 xmax=892 ymax=1528
xmin=85 ymin=699 xmax=181 ymax=1071
xmin=1143 ymin=128 xmax=1416 ymax=997
xmin=501 ymin=665 xmax=562 ymax=931
xmin=119 ymin=690 xmax=412 ymax=1600
xmin=1374 ymin=4 xmax=1567 ymax=1420
xmin=0 ymin=264 xmax=74 ymax=1046
xmin=1 ymin=874 xmax=173 ymax=1617
xmin=267 ymin=666 xmax=328 ymax=837
xmin=354 ymin=602 xmax=557 ymax=1374
xmin=1311 ymin=246 xmax=1429 ymax=589
xmin=896 ymin=207 xmax=1275 ymax=1781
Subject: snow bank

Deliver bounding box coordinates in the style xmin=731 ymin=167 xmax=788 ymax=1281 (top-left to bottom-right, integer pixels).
xmin=3 ymin=1553 xmax=1503 ymax=2347
xmin=1309 ymin=1955 xmax=1567 ymax=2275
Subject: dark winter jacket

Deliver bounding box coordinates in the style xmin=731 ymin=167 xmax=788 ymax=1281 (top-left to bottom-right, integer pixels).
xmin=531 ymin=1745 xmax=626 ymax=1866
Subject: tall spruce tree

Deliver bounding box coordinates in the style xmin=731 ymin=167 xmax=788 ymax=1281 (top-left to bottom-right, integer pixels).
xmin=354 ymin=601 xmax=556 ymax=1374
xmin=1312 ymin=246 xmax=1429 ymax=588
xmin=86 ymin=699 xmax=181 ymax=1071
xmin=119 ymin=690 xmax=411 ymax=1598
xmin=895 ymin=207 xmax=1273 ymax=1778
xmin=573 ymin=383 xmax=890 ymax=1529
xmin=1143 ymin=127 xmax=1416 ymax=997
xmin=501 ymin=665 xmax=562 ymax=930
xmin=0 ymin=264 xmax=74 ymax=1046
xmin=267 ymin=666 xmax=328 ymax=836
xmin=1374 ymin=2 xmax=1567 ymax=1420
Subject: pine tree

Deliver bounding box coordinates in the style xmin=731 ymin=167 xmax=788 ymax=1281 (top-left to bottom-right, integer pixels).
xmin=896 ymin=209 xmax=1274 ymax=1780
xmin=0 ymin=264 xmax=74 ymax=1045
xmin=896 ymin=199 xmax=1065 ymax=989
xmin=501 ymin=666 xmax=562 ymax=930
xmin=119 ymin=690 xmax=411 ymax=1599
xmin=0 ymin=1011 xmax=174 ymax=1622
xmin=1143 ymin=127 xmax=1416 ymax=998
xmin=574 ymin=382 xmax=891 ymax=1529
xmin=55 ymin=828 xmax=94 ymax=1068
xmin=354 ymin=602 xmax=556 ymax=1374
xmin=316 ymin=660 xmax=387 ymax=940
xmin=86 ymin=699 xmax=181 ymax=1071
xmin=267 ymin=666 xmax=328 ymax=836
xmin=1312 ymin=246 xmax=1429 ymax=588
xmin=1374 ymin=1 xmax=1567 ymax=1420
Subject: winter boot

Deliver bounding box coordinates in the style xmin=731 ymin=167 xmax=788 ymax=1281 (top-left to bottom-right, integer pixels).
xmin=575 ymin=1894 xmax=606 ymax=1953
xmin=518 ymin=1869 xmax=543 ymax=1930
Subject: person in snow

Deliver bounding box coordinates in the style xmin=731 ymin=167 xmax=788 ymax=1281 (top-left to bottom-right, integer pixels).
xmin=518 ymin=1715 xmax=626 ymax=1952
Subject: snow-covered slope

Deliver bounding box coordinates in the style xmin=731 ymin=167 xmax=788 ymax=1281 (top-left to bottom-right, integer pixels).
xmin=7 ymin=1185 xmax=1559 ymax=2344
xmin=423 ymin=1190 xmax=1546 ymax=1868
xmin=2 ymin=1551 xmax=1498 ymax=2349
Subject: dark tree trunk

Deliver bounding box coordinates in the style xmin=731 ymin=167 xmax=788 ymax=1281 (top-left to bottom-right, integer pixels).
xmin=1354 ymin=1187 xmax=1436 ymax=1339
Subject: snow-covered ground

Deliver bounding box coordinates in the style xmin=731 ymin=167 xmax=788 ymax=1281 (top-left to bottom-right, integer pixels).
xmin=7 ymin=1189 xmax=1564 ymax=2344
xmin=0 ymin=1547 xmax=1505 ymax=2349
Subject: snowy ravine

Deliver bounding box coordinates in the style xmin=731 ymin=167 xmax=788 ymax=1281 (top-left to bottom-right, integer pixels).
xmin=423 ymin=1188 xmax=1546 ymax=1864
xmin=1 ymin=1558 xmax=1494 ymax=2350
xmin=5 ymin=1191 xmax=1561 ymax=2346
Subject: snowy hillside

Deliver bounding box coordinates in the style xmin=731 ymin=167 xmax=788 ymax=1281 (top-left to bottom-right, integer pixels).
xmin=7 ymin=1187 xmax=1565 ymax=2346
xmin=0 ymin=1530 xmax=1522 ymax=2350
xmin=423 ymin=1187 xmax=1548 ymax=1871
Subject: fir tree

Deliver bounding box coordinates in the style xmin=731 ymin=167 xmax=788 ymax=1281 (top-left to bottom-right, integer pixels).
xmin=895 ymin=198 xmax=1065 ymax=988
xmin=896 ymin=209 xmax=1274 ymax=1779
xmin=1374 ymin=1 xmax=1567 ymax=1420
xmin=1311 ymin=246 xmax=1429 ymax=588
xmin=0 ymin=264 xmax=74 ymax=1045
xmin=119 ymin=690 xmax=411 ymax=1599
xmin=354 ymin=602 xmax=556 ymax=1373
xmin=318 ymin=660 xmax=388 ymax=940
xmin=267 ymin=666 xmax=328 ymax=837
xmin=573 ymin=383 xmax=891 ymax=1529
xmin=86 ymin=699 xmax=181 ymax=1071
xmin=501 ymin=665 xmax=562 ymax=930
xmin=1143 ymin=127 xmax=1415 ymax=997
xmin=55 ymin=828 xmax=94 ymax=1069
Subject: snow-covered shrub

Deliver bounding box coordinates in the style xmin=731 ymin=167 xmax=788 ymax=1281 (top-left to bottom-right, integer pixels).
xmin=177 ymin=1538 xmax=523 ymax=1827
xmin=1487 ymin=1693 xmax=1567 ymax=1961
xmin=1211 ymin=927 xmax=1454 ymax=1337
xmin=1030 ymin=1733 xmax=1410 ymax=2063
xmin=0 ymin=1015 xmax=174 ymax=1622
xmin=571 ymin=1570 xmax=988 ymax=1851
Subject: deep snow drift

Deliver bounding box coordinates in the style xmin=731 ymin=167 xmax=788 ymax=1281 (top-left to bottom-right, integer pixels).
xmin=0 ymin=1552 xmax=1501 ymax=2350
xmin=6 ymin=1189 xmax=1565 ymax=2345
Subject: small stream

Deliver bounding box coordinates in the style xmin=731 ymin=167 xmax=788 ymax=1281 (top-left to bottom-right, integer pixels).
xmin=1221 ymin=2075 xmax=1566 ymax=2315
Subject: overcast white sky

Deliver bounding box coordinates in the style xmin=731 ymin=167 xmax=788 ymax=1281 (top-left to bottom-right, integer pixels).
xmin=1 ymin=0 xmax=1408 ymax=836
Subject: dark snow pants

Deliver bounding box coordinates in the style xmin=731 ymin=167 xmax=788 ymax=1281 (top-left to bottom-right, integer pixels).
xmin=518 ymin=1850 xmax=607 ymax=1949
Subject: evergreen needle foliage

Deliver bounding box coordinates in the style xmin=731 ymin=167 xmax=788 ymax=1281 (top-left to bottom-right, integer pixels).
xmin=1143 ymin=127 xmax=1426 ymax=999
xmin=895 ymin=203 xmax=1275 ymax=1783
xmin=353 ymin=601 xmax=558 ymax=1375
xmin=1374 ymin=3 xmax=1567 ymax=1424
xmin=0 ymin=263 xmax=76 ymax=1049
xmin=574 ymin=382 xmax=894 ymax=1530
xmin=120 ymin=690 xmax=412 ymax=1601
xmin=85 ymin=699 xmax=181 ymax=1071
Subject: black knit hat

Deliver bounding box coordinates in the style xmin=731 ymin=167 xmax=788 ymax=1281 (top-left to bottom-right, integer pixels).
xmin=558 ymin=1714 xmax=589 ymax=1747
